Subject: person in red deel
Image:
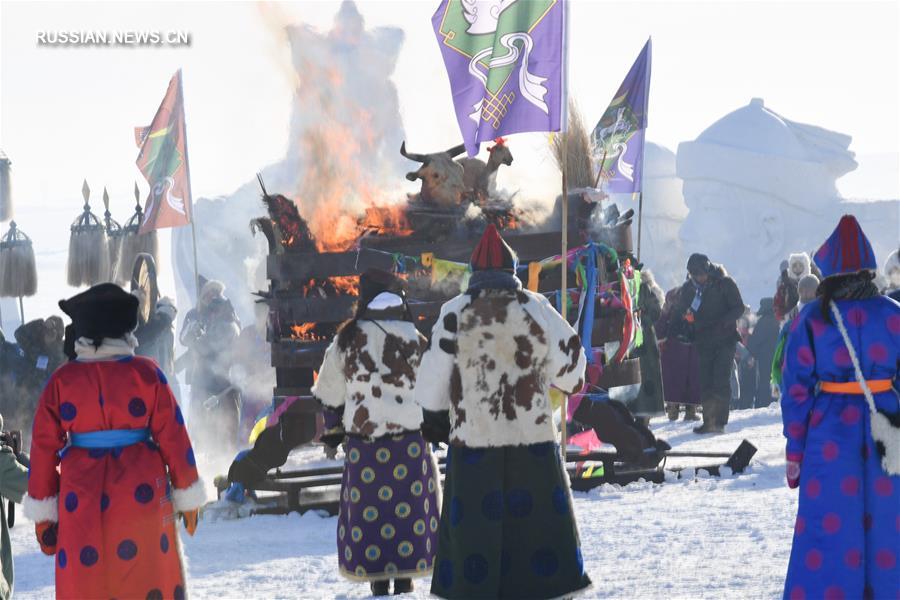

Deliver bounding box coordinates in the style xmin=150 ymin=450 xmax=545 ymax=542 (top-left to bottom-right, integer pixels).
xmin=23 ymin=284 xmax=206 ymax=600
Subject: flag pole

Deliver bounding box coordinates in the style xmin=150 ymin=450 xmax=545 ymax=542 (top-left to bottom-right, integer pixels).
xmin=560 ymin=130 xmax=569 ymax=461
xmin=636 ymin=191 xmax=643 ymax=261
xmin=178 ymin=69 xmax=202 ymax=302
xmin=558 ymin=0 xmax=571 ymax=463
xmin=636 ymin=37 xmax=652 ymax=263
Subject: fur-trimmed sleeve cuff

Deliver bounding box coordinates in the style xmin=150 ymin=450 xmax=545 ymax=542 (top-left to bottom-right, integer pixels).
xmin=23 ymin=494 xmax=58 ymax=523
xmin=172 ymin=479 xmax=207 ymax=512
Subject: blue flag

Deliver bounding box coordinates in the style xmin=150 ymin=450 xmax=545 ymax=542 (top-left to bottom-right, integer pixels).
xmin=591 ymin=38 xmax=652 ymax=194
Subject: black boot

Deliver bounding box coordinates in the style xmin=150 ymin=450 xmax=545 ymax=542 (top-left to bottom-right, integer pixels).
xmin=693 ymin=420 xmax=724 ymax=434
xmin=683 ymin=406 xmax=700 ymax=421
xmin=666 ymin=405 xmax=679 ymax=421
xmin=370 ymin=580 xmax=390 ymax=596
xmin=393 ymin=578 xmax=414 ymax=594
xmin=693 ymin=421 xmax=715 ymax=434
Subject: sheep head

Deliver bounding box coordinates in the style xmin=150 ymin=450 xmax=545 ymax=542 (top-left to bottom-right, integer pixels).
xmin=487 ymin=138 xmax=513 ymax=168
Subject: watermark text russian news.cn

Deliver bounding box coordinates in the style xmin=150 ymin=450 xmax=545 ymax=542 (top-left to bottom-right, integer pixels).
xmin=36 ymin=31 xmax=192 ymax=47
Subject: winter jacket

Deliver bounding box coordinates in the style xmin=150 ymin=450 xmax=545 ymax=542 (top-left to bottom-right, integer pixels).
xmin=632 ymin=276 xmax=665 ymax=417
xmin=416 ymin=287 xmax=586 ymax=447
xmin=313 ymin=320 xmax=428 ymax=439
xmin=0 ymin=443 xmax=27 ymax=600
xmin=180 ymin=301 xmax=240 ymax=394
xmin=747 ymin=309 xmax=780 ymax=373
xmin=673 ymin=265 xmax=744 ymax=348
xmin=774 ymin=253 xmax=811 ymax=321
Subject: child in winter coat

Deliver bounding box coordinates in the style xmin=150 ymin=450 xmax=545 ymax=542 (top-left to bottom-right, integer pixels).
xmin=416 ymin=225 xmax=591 ymax=600
xmin=780 ymin=216 xmax=899 ymax=600
xmin=24 ymin=284 xmax=205 ymax=600
xmin=312 ymin=269 xmax=440 ymax=596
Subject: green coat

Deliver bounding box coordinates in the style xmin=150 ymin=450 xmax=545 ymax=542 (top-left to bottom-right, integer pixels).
xmin=0 ymin=445 xmax=28 ymax=600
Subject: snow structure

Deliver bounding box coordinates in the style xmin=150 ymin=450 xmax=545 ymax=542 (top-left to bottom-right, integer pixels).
xmin=626 ymin=142 xmax=688 ymax=293
xmin=677 ymin=98 xmax=899 ymax=306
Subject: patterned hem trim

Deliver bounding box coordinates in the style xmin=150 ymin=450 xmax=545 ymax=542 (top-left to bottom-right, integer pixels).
xmin=338 ymin=566 xmax=433 ymax=582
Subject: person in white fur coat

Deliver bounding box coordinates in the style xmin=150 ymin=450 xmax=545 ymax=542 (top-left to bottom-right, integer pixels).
xmin=774 ymin=252 xmax=812 ymax=322
xmin=312 ymin=268 xmax=440 ymax=597
xmin=416 ymin=225 xmax=591 ymax=600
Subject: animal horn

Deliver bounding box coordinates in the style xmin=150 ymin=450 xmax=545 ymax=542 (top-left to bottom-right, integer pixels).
xmin=256 ymin=172 xmax=269 ymax=197
xmin=400 ymin=142 xmax=428 ymax=163
xmin=445 ymin=143 xmax=467 ymax=158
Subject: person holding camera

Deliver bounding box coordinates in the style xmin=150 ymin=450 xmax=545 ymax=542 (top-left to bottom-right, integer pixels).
xmin=23 ymin=283 xmax=205 ymax=600
xmin=179 ymin=279 xmax=241 ymax=454
xmin=0 ymin=417 xmax=28 ymax=600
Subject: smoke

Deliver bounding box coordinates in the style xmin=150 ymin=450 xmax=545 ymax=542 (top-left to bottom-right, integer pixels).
xmin=173 ymin=1 xmax=406 ymax=324
xmin=283 ymin=2 xmax=407 ymax=250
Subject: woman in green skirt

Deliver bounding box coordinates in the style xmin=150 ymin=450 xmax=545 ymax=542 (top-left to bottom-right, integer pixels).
xmin=416 ymin=225 xmax=592 ymax=599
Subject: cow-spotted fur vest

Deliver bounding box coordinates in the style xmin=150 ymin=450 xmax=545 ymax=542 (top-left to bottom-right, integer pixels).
xmin=312 ymin=320 xmax=427 ymax=439
xmin=416 ymin=288 xmax=586 ymax=447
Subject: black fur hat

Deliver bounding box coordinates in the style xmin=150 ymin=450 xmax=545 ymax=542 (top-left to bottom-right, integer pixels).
xmin=59 ymin=283 xmax=139 ymax=342
xmin=359 ymin=268 xmax=406 ymax=308
xmin=687 ymin=253 xmax=712 ymax=275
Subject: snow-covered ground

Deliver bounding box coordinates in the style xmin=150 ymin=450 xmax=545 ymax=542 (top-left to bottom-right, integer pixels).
xmin=11 ymin=406 xmax=797 ymax=599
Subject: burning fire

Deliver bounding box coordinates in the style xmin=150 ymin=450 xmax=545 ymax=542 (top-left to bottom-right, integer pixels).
xmin=359 ymin=205 xmax=413 ymax=238
xmin=300 ymin=276 xmax=359 ymax=297
xmin=290 ymin=322 xmax=326 ymax=341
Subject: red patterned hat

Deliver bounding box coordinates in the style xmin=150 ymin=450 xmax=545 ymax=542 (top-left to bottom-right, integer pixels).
xmin=813 ymin=215 xmax=877 ymax=279
xmin=470 ymin=224 xmax=517 ymax=272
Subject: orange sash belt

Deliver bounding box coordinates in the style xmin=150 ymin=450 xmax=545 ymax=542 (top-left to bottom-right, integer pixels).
xmin=820 ymin=380 xmax=893 ymax=394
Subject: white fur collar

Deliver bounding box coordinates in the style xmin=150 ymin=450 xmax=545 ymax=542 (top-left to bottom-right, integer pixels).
xmin=75 ymin=333 xmax=138 ymax=361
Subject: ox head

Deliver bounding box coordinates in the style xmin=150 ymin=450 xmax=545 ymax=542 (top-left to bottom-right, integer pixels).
xmin=400 ymin=141 xmax=468 ymax=207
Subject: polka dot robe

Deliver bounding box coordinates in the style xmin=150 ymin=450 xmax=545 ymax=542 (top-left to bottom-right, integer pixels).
xmin=780 ymin=297 xmax=899 ymax=599
xmin=28 ymin=356 xmax=200 ymax=600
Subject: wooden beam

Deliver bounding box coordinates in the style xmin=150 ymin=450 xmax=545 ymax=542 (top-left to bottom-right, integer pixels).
xmin=361 ymin=229 xmax=586 ymax=264
xmin=272 ymin=341 xmax=330 ymax=368
xmin=267 ymin=247 xmax=395 ymax=281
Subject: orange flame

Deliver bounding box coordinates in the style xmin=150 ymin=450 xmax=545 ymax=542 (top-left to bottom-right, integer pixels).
xmin=290 ymin=322 xmax=323 ymax=341
xmin=329 ymin=276 xmax=359 ymax=296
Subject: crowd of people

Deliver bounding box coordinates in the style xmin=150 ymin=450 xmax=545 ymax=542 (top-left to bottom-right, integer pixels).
xmin=0 ymin=216 xmax=894 ymax=599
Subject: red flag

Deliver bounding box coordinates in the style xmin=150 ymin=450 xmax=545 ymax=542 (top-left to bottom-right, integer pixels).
xmin=135 ymin=69 xmax=193 ymax=233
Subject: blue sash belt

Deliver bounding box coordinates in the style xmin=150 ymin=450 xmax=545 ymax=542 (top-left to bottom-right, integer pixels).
xmin=69 ymin=428 xmax=151 ymax=449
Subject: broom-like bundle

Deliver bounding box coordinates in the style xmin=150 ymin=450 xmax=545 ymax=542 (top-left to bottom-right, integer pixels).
xmin=552 ymin=101 xmax=595 ymax=190
xmin=115 ymin=185 xmax=158 ymax=284
xmin=0 ymin=221 xmax=36 ymax=298
xmin=102 ymin=188 xmax=125 ymax=284
xmin=67 ymin=180 xmax=110 ymax=288
xmin=0 ymin=151 xmax=12 ymax=222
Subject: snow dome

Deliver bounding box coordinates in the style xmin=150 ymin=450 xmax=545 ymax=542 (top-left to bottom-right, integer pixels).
xmin=675 ymin=98 xmax=895 ymax=306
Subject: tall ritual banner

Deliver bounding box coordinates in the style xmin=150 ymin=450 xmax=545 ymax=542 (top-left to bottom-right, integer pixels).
xmin=591 ymin=38 xmax=651 ymax=194
xmin=135 ymin=69 xmax=193 ymax=234
xmin=433 ymin=0 xmax=566 ymax=157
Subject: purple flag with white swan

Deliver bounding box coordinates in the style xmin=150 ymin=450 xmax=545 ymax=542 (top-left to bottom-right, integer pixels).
xmin=432 ymin=0 xmax=566 ymax=157
xmin=591 ymin=38 xmax=652 ymax=194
